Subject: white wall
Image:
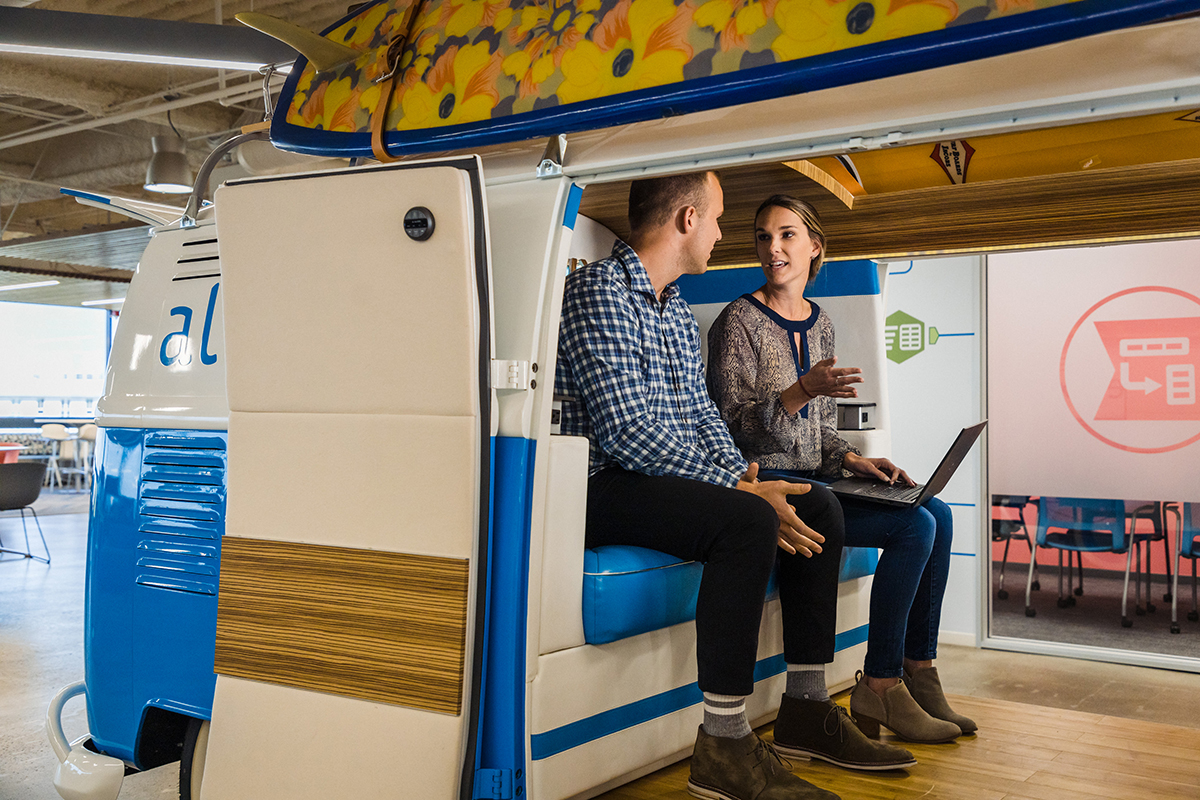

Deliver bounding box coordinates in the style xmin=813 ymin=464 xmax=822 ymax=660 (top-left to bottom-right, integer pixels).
xmin=883 ymin=256 xmax=985 ymax=644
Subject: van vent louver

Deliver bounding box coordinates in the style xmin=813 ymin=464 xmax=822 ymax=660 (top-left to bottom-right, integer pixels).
xmin=135 ymin=432 xmax=226 ymax=596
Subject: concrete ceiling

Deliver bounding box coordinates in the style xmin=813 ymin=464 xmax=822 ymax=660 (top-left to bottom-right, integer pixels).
xmin=0 ymin=0 xmax=353 ymax=307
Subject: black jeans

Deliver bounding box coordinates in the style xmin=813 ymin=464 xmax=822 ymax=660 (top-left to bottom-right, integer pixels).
xmin=585 ymin=468 xmax=845 ymax=696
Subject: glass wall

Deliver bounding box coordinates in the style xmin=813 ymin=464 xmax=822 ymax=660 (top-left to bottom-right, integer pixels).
xmin=987 ymin=239 xmax=1200 ymax=669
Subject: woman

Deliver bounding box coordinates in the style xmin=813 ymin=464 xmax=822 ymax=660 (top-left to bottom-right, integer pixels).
xmin=706 ymin=194 xmax=975 ymax=744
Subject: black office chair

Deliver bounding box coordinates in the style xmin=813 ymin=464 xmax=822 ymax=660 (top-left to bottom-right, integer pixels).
xmin=0 ymin=462 xmax=50 ymax=564
xmin=992 ymin=494 xmax=1037 ymax=600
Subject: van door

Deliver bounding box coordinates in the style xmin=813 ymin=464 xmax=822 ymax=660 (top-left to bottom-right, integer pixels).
xmin=203 ymin=157 xmax=492 ymax=800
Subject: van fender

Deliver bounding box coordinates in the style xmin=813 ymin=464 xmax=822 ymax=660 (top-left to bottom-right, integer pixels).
xmin=46 ymin=682 xmax=126 ymax=800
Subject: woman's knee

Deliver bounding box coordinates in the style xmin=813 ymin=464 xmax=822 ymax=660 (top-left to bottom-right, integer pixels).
xmin=922 ymin=498 xmax=954 ymax=538
xmin=902 ymin=507 xmax=938 ymax=557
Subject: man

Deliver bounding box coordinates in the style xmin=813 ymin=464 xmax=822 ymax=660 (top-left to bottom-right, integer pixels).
xmin=555 ymin=172 xmax=913 ymax=800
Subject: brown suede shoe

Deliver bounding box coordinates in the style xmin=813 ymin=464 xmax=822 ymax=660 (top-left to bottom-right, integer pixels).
xmin=848 ymin=672 xmax=961 ymax=744
xmin=688 ymin=726 xmax=840 ymax=800
xmin=772 ymin=695 xmax=916 ymax=771
xmin=903 ymin=666 xmax=978 ymax=735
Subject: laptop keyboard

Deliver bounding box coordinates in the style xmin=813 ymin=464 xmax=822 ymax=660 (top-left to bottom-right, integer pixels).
xmin=849 ymin=481 xmax=925 ymax=502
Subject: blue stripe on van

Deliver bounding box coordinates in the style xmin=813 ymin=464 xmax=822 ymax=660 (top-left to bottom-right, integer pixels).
xmin=476 ymin=436 xmax=536 ymax=799
xmin=529 ymin=623 xmax=869 ymax=760
xmin=563 ymin=184 xmax=583 ymax=230
xmin=676 ymin=260 xmax=879 ymax=306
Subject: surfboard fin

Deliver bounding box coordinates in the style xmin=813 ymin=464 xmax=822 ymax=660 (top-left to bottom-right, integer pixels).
xmin=235 ymin=12 xmax=360 ymax=73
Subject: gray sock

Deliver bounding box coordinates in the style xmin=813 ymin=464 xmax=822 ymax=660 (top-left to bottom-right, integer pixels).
xmin=702 ymin=692 xmax=752 ymax=739
xmin=786 ymin=663 xmax=829 ymax=702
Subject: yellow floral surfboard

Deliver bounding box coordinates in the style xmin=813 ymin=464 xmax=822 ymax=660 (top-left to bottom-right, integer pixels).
xmin=270 ymin=0 xmax=1193 ymax=157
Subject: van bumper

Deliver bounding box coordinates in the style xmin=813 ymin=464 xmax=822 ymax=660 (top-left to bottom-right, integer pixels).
xmin=47 ymin=682 xmax=126 ymax=800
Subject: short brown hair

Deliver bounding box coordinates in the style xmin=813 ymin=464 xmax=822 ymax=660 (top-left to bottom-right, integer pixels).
xmin=628 ymin=171 xmax=717 ymax=233
xmin=755 ymin=194 xmax=827 ymax=280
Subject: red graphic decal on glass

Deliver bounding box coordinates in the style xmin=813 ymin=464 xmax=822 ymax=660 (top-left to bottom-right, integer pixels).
xmin=1093 ymin=317 xmax=1200 ymax=421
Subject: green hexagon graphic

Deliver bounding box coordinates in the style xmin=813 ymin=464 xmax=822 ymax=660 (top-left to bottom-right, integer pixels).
xmin=885 ymin=310 xmax=925 ymax=364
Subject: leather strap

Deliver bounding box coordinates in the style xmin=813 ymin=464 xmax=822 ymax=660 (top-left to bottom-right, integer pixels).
xmin=371 ymin=74 xmax=399 ymax=163
xmin=369 ymin=0 xmax=424 ymax=163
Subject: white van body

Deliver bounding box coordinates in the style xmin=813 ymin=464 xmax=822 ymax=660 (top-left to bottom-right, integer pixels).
xmin=47 ymin=14 xmax=1200 ymax=800
xmin=198 ymin=19 xmax=1200 ymax=800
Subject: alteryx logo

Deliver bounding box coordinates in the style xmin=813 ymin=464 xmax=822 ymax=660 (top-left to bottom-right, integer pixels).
xmin=160 ymin=283 xmax=220 ymax=367
xmin=885 ymin=310 xmax=944 ymax=364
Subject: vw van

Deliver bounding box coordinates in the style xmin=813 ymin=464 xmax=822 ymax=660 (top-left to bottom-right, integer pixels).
xmin=46 ymin=3 xmax=1200 ymax=799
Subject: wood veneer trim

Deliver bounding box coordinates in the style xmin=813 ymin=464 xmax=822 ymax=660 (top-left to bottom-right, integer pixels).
xmin=215 ymin=536 xmax=469 ymax=715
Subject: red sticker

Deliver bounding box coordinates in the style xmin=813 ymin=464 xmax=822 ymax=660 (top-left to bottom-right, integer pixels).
xmin=1060 ymin=286 xmax=1200 ymax=453
xmin=930 ymin=140 xmax=975 ymax=185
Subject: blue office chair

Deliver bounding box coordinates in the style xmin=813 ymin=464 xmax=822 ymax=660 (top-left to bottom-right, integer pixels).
xmin=1024 ymin=497 xmax=1136 ymax=624
xmin=1170 ymin=503 xmax=1199 ymax=635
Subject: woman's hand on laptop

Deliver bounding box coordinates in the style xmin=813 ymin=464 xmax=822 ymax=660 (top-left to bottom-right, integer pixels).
xmin=843 ymin=453 xmax=915 ymax=486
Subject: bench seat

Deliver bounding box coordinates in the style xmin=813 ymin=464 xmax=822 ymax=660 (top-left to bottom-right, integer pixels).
xmin=582 ymin=544 xmax=879 ymax=645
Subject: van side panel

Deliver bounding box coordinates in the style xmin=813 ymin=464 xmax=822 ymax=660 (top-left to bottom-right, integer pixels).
xmin=85 ymin=427 xmax=226 ymax=765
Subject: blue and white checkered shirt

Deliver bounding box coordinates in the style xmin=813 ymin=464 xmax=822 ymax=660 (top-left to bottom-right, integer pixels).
xmin=555 ymin=240 xmax=749 ymax=487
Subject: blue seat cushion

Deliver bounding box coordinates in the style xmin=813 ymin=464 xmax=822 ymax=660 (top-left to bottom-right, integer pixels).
xmin=582 ymin=545 xmax=878 ymax=646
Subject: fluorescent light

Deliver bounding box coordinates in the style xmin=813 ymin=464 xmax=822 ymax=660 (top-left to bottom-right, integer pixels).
xmin=0 ymin=44 xmax=268 ymax=71
xmin=82 ymin=298 xmax=125 ymax=306
xmin=0 ymin=280 xmax=59 ymax=292
xmin=0 ymin=7 xmax=297 ymax=73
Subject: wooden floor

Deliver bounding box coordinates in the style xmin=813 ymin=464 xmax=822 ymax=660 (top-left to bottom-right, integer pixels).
xmin=597 ymin=694 xmax=1200 ymax=799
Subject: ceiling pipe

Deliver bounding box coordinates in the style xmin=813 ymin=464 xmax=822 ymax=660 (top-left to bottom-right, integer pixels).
xmin=0 ymin=76 xmax=286 ymax=152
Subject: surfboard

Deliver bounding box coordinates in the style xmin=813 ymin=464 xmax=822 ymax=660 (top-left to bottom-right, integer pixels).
xmin=265 ymin=0 xmax=1200 ymax=159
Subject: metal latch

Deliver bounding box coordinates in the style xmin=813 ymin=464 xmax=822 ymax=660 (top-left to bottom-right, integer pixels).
xmin=473 ymin=768 xmax=513 ymax=799
xmin=490 ymin=359 xmax=532 ymax=390
xmin=536 ymin=134 xmax=567 ymax=178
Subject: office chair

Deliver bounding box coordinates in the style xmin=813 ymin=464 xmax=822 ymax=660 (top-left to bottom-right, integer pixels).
xmin=1024 ymin=497 xmax=1134 ymax=624
xmin=0 ymin=461 xmax=50 ymax=564
xmin=991 ymin=494 xmax=1037 ymax=600
xmin=1123 ymin=501 xmax=1173 ymax=619
xmin=1170 ymin=503 xmax=1198 ymax=635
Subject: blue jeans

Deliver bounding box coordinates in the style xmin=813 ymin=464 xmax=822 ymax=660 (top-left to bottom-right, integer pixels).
xmin=841 ymin=497 xmax=953 ymax=678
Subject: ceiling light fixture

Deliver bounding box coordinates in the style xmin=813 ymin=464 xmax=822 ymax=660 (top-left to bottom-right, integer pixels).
xmin=81 ymin=298 xmax=125 ymax=306
xmin=145 ymin=135 xmax=194 ymax=194
xmin=0 ymin=280 xmax=60 ymax=293
xmin=0 ymin=7 xmax=296 ymax=72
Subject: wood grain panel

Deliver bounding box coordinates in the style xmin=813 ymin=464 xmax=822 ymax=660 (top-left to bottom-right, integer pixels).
xmin=215 ymin=536 xmax=469 ymax=715
xmin=578 ymin=159 xmax=1200 ymax=266
xmin=596 ymin=695 xmax=1200 ymax=799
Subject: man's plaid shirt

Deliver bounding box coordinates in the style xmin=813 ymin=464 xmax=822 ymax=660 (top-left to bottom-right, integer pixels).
xmin=555 ymin=240 xmax=749 ymax=487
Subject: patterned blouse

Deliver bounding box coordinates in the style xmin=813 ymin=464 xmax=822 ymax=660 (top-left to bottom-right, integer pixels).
xmin=706 ymin=295 xmax=858 ymax=477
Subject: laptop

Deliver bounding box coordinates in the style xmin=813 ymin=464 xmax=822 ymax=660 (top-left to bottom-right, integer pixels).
xmin=827 ymin=420 xmax=987 ymax=508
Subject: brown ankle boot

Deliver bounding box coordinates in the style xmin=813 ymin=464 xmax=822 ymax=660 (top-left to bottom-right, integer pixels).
xmin=848 ymin=672 xmax=961 ymax=744
xmin=903 ymin=666 xmax=977 ymax=735
xmin=772 ymin=695 xmax=916 ymax=771
xmin=688 ymin=726 xmax=839 ymax=800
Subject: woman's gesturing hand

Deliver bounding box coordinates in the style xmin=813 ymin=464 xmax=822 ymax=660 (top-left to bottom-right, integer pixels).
xmin=842 ymin=452 xmax=916 ymax=486
xmin=799 ymin=356 xmax=863 ymax=399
